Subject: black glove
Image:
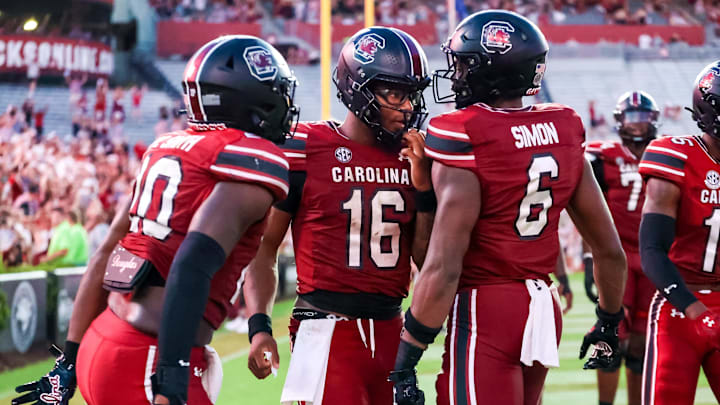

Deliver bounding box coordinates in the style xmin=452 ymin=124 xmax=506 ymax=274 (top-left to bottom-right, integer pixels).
xmin=579 ymin=306 xmax=624 ymax=370
xmin=389 ymin=368 xmax=425 ymax=405
xmin=151 ymin=365 xmax=189 ymax=405
xmin=12 ymin=345 xmax=77 ymax=405
xmin=583 ymin=256 xmax=598 ymax=303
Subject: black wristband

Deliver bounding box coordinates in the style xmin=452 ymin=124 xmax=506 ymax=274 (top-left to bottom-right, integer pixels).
xmin=415 ymin=188 xmax=437 ymax=212
xmin=596 ymin=305 xmax=624 ymax=325
xmin=404 ymin=308 xmax=442 ymax=345
xmin=556 ymin=274 xmax=571 ymax=292
xmin=63 ymin=340 xmax=80 ymax=365
xmin=248 ymin=313 xmax=272 ymax=343
xmin=394 ymin=339 xmax=425 ymax=371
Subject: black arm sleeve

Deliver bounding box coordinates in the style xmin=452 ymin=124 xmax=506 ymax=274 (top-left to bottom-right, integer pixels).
xmin=639 ymin=213 xmax=698 ymax=312
xmin=588 ymin=153 xmax=608 ymax=192
xmin=153 ymin=232 xmax=227 ymax=402
xmin=273 ymin=170 xmax=306 ymax=215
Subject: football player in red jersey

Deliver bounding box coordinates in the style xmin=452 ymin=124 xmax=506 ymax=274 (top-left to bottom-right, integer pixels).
xmin=11 ymin=36 xmax=298 ymax=405
xmin=244 ymin=27 xmax=433 ymax=404
xmin=584 ymin=91 xmax=660 ymax=405
xmin=389 ymin=11 xmax=628 ymax=405
xmin=638 ymin=60 xmax=720 ymax=405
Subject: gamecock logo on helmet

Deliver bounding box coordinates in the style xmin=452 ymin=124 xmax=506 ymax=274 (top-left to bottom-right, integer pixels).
xmin=481 ymin=21 xmax=515 ymax=55
xmin=353 ymin=33 xmax=386 ymax=65
xmin=700 ymin=67 xmax=720 ymax=93
xmin=243 ymin=46 xmax=278 ymax=81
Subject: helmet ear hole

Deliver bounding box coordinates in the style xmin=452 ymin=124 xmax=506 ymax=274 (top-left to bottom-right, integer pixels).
xmin=225 ymin=56 xmax=234 ymax=70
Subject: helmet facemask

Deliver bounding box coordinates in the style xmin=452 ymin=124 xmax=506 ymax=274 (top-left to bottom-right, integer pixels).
xmin=433 ymin=43 xmax=542 ymax=109
xmin=433 ymin=45 xmax=487 ymax=108
xmin=253 ymin=76 xmax=300 ymax=144
xmin=614 ymin=110 xmax=659 ymax=146
xmin=692 ymin=90 xmax=720 ymax=139
xmin=337 ymin=69 xmax=430 ymax=146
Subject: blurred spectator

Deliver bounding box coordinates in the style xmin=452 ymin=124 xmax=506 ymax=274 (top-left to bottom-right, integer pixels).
xmin=34 ymin=105 xmax=48 ymax=139
xmin=84 ymin=199 xmax=110 ymax=256
xmin=40 ymin=207 xmax=89 ymax=267
xmin=21 ymin=99 xmax=33 ymax=129
xmin=130 ymin=84 xmax=147 ymax=121
xmin=589 ymin=100 xmax=607 ymax=128
xmin=155 ymin=106 xmax=170 ymax=137
xmin=663 ymin=103 xmax=683 ymax=121
xmin=170 ymin=106 xmax=187 ymax=131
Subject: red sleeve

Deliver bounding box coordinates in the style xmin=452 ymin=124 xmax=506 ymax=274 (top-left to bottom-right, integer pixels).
xmin=639 ymin=137 xmax=687 ymax=186
xmin=209 ymin=136 xmax=289 ymax=201
xmin=424 ymin=115 xmax=476 ymax=169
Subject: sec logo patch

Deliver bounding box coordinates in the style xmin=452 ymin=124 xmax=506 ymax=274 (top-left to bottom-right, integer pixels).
xmin=335 ymin=147 xmax=352 ymax=163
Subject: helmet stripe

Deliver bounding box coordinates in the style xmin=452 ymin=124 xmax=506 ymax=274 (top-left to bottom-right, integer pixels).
xmin=631 ymin=91 xmax=640 ymax=107
xmin=183 ymin=37 xmax=227 ymax=121
xmin=390 ymin=28 xmax=423 ymax=78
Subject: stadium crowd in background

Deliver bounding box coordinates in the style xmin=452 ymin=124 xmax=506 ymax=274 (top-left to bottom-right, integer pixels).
xmin=0 ymin=120 xmax=139 ymax=268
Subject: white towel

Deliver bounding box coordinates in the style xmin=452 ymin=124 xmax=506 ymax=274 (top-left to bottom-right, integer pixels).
xmin=202 ymin=345 xmax=223 ymax=403
xmin=281 ymin=319 xmax=336 ymax=405
xmin=520 ymin=279 xmax=560 ymax=368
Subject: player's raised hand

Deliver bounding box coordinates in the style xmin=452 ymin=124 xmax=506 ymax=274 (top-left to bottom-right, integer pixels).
xmin=401 ymin=129 xmax=431 ymax=192
xmin=248 ymin=331 xmax=279 ymax=379
xmin=580 ymin=306 xmax=623 ymax=370
xmin=12 ymin=345 xmax=76 ymax=405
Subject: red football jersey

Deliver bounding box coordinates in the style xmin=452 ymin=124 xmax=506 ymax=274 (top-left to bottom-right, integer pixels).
xmin=639 ymin=135 xmax=720 ymax=284
xmin=120 ymin=128 xmax=289 ymax=328
xmin=425 ymin=103 xmax=586 ymax=289
xmin=279 ymin=121 xmax=416 ymax=298
xmin=586 ymin=140 xmax=645 ymax=253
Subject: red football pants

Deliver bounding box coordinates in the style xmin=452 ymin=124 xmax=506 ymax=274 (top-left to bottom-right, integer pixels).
xmin=76 ymin=308 xmax=212 ymax=405
xmin=642 ymin=290 xmax=720 ymax=405
xmin=436 ymin=282 xmax=562 ymax=405
xmin=289 ymin=315 xmax=402 ymax=405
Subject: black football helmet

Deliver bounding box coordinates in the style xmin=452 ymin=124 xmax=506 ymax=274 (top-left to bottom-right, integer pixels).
xmin=182 ymin=35 xmax=299 ymax=143
xmin=689 ymin=60 xmax=720 ymax=139
xmin=434 ymin=10 xmax=549 ymax=109
xmin=613 ymin=90 xmax=660 ymax=144
xmin=334 ymin=26 xmax=431 ymax=145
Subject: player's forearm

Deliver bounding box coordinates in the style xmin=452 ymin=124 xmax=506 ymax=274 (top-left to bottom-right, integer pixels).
xmin=592 ymin=246 xmax=626 ymax=313
xmin=409 ymin=246 xmax=465 ymax=330
xmin=243 ymin=257 xmax=278 ymax=316
xmin=411 ymin=211 xmax=433 ymax=268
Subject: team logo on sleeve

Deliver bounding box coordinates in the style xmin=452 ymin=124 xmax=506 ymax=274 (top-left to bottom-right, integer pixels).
xmin=354 ymin=34 xmax=385 ymax=65
xmin=705 ymin=170 xmax=720 ymax=190
xmin=243 ymin=46 xmax=278 ymax=81
xmin=335 ymin=147 xmax=353 ymax=163
xmin=481 ymin=21 xmax=515 ymax=54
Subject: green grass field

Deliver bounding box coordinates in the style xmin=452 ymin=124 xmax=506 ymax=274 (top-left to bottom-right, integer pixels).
xmin=0 ymin=273 xmax=716 ymax=404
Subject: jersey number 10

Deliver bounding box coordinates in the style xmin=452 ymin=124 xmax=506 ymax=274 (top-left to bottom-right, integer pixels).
xmin=129 ymin=155 xmax=183 ymax=240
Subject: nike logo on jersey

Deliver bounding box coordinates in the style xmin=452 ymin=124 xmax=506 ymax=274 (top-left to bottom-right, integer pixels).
xmin=511 ymin=122 xmax=559 ymax=149
xmin=332 ymin=166 xmax=410 ymax=185
xmin=178 ymin=359 xmax=190 ymax=367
